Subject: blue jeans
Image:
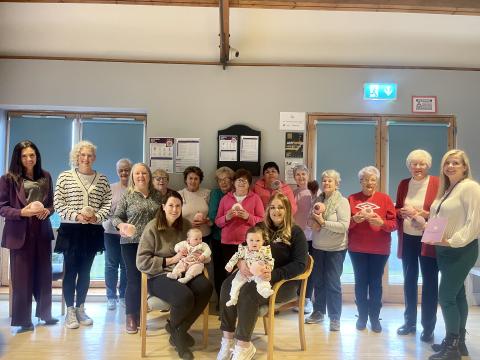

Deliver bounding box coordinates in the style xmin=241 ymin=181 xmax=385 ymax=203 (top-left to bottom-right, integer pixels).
xmin=310 ymin=248 xmax=346 ymax=320
xmin=104 ymin=233 xmax=126 ymax=300
xmin=349 ymin=251 xmax=389 ymax=320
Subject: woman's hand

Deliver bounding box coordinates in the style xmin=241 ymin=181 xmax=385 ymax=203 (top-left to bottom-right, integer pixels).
xmin=259 ymin=266 xmax=272 ymax=281
xmin=311 ymin=212 xmax=325 ymax=227
xmin=367 ymin=213 xmax=384 ymax=227
xmin=236 ymin=209 xmax=250 ymax=220
xmin=172 ymin=251 xmax=186 ymax=264
xmin=225 ymin=209 xmax=235 ymax=221
xmin=237 ymin=259 xmax=253 ymax=278
xmin=36 ymin=208 xmax=51 ymax=220
xmin=352 ymin=212 xmax=365 ymax=223
xmin=76 ymin=213 xmax=90 ymax=224
xmin=20 ymin=206 xmax=42 ymax=218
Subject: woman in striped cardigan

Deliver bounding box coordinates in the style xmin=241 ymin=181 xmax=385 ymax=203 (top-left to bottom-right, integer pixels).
xmin=54 ymin=141 xmax=112 ymax=329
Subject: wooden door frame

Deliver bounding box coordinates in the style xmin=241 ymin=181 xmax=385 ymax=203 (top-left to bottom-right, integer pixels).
xmin=306 ymin=113 xmax=456 ymax=303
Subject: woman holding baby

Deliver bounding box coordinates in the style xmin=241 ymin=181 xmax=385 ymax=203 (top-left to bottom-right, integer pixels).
xmin=112 ymin=162 xmax=162 ymax=334
xmin=217 ymin=192 xmax=308 ymax=360
xmin=395 ymin=149 xmax=439 ymax=342
xmin=54 ymin=140 xmax=112 ymax=329
xmin=215 ymin=168 xmax=265 ymax=296
xmin=305 ymin=169 xmax=350 ymax=332
xmin=0 ymin=140 xmax=57 ymax=332
xmin=348 ymin=165 xmax=396 ymax=333
xmin=137 ymin=190 xmax=213 ymax=360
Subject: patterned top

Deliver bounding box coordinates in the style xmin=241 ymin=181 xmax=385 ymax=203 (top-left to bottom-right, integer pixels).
xmin=112 ymin=189 xmax=163 ymax=244
xmin=54 ymin=169 xmax=112 ymax=224
xmin=226 ymin=244 xmax=274 ymax=271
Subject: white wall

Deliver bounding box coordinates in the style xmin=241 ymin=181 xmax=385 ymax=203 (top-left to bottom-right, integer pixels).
xmin=1 ymin=59 xmax=480 ymax=190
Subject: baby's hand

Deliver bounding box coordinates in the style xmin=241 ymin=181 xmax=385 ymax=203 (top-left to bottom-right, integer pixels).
xmin=180 ymin=247 xmax=188 ymax=256
xmin=198 ymin=254 xmax=205 ymax=263
xmin=225 ymin=265 xmax=233 ymax=273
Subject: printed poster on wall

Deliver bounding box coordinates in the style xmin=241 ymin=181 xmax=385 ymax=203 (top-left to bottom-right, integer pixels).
xmin=175 ymin=138 xmax=200 ymax=173
xmin=285 ymin=132 xmax=304 ymax=158
xmin=219 ymin=135 xmax=238 ymax=162
xmin=149 ymin=137 xmax=174 ymax=173
xmin=285 ymin=158 xmax=304 ymax=184
xmin=240 ymin=135 xmax=259 ymax=162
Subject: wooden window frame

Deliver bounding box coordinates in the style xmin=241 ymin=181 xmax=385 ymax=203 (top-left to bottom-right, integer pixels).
xmin=306 ymin=113 xmax=456 ymax=302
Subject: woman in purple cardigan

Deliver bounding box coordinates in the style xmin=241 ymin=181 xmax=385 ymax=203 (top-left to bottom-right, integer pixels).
xmin=0 ymin=140 xmax=57 ymax=333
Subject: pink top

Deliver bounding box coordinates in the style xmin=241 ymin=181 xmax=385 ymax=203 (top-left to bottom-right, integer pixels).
xmin=215 ymin=191 xmax=265 ymax=245
xmin=253 ymin=178 xmax=297 ymax=215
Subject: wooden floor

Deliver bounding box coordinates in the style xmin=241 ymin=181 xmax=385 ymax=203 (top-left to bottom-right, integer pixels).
xmin=0 ymin=300 xmax=479 ymax=360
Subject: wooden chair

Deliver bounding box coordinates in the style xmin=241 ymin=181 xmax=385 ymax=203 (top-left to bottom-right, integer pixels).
xmin=140 ymin=269 xmax=210 ymax=357
xmin=8 ymin=259 xmax=65 ymax=317
xmin=258 ymin=254 xmax=314 ymax=360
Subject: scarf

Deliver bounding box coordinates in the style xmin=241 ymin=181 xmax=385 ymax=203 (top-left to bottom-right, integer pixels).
xmin=317 ymin=190 xmax=342 ymax=220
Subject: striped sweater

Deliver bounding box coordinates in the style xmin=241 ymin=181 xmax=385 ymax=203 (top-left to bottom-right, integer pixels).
xmin=54 ymin=169 xmax=112 ymax=224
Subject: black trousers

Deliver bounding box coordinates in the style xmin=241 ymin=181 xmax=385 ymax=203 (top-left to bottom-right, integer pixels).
xmin=401 ymin=233 xmax=438 ymax=332
xmin=121 ymin=243 xmax=141 ymax=316
xmin=148 ymin=273 xmax=213 ymax=330
xmin=219 ymin=271 xmax=297 ymax=342
xmin=63 ymin=251 xmax=96 ymax=308
xmin=213 ymin=243 xmax=240 ymax=302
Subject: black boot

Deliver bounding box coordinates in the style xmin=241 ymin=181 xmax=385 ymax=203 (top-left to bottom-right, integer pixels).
xmin=432 ymin=330 xmax=468 ymax=356
xmin=166 ymin=320 xmax=195 ymax=347
xmin=169 ymin=325 xmax=194 ymax=360
xmin=428 ymin=334 xmax=461 ymax=360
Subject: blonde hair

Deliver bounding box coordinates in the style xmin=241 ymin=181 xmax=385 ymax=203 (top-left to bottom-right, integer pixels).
xmin=437 ymin=149 xmax=473 ymax=199
xmin=128 ymin=163 xmax=155 ymax=194
xmin=215 ymin=166 xmax=234 ymax=180
xmin=264 ymin=192 xmax=292 ymax=245
xmin=321 ymin=169 xmax=341 ymax=186
xmin=187 ymin=228 xmax=203 ymax=239
xmin=70 ymin=140 xmax=96 ymax=168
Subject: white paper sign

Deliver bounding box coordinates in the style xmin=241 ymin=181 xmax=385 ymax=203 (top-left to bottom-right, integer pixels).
xmin=149 ymin=137 xmax=174 ymax=173
xmin=219 ymin=135 xmax=238 ymax=162
xmin=285 ymin=158 xmax=304 ymax=184
xmin=279 ymin=112 xmax=306 ymax=131
xmin=240 ymin=136 xmax=259 ymax=162
xmin=175 ymin=138 xmax=200 ymax=173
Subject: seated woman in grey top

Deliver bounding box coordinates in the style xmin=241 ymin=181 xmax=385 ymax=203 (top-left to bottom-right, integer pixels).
xmin=305 ymin=169 xmax=350 ymax=331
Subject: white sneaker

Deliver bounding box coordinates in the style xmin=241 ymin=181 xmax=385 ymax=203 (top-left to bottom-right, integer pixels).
xmin=293 ymin=298 xmax=313 ymax=314
xmin=76 ymin=304 xmax=93 ymax=326
xmin=217 ymin=337 xmax=235 ymax=360
xmin=65 ymin=306 xmax=80 ymax=329
xmin=119 ymin=298 xmax=126 ymax=308
xmin=231 ymin=343 xmax=256 ymax=360
xmin=107 ymin=299 xmax=117 ymax=310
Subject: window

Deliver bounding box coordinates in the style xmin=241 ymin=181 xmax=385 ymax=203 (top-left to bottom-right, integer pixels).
xmin=5 ymin=111 xmax=146 ymax=282
xmin=307 ymin=114 xmax=455 ymax=302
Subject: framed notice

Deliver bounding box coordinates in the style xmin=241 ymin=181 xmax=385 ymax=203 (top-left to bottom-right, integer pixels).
xmin=412 ymin=96 xmax=437 ymax=113
xmin=149 ymin=137 xmax=174 ymax=173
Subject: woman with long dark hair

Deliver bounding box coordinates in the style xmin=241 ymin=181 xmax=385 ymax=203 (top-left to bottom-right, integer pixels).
xmin=0 ymin=140 xmax=57 ymax=332
xmin=137 ymin=190 xmax=213 ymax=360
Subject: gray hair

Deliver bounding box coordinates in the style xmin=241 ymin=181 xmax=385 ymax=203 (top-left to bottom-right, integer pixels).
xmin=152 ymin=168 xmax=169 ymax=181
xmin=406 ymin=149 xmax=432 ymax=169
xmin=70 ymin=140 xmax=96 ymax=168
xmin=215 ymin=166 xmax=234 ymax=180
xmin=116 ymin=158 xmax=132 ymax=170
xmin=358 ymin=166 xmax=380 ymax=181
xmin=321 ymin=169 xmax=341 ymax=185
xmin=293 ymin=164 xmax=309 ymax=176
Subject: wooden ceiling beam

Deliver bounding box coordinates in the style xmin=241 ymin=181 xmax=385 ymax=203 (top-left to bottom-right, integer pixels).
xmin=219 ymin=0 xmax=230 ymax=67
xmin=4 ymin=0 xmax=480 ymax=15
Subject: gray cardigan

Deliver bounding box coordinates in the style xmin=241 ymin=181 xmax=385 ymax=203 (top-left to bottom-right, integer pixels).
xmin=311 ymin=196 xmax=350 ymax=252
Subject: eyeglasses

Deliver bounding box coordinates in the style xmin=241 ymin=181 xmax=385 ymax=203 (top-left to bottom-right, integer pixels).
xmin=154 ymin=177 xmax=168 ymax=181
xmin=235 ymin=178 xmax=249 ymax=184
